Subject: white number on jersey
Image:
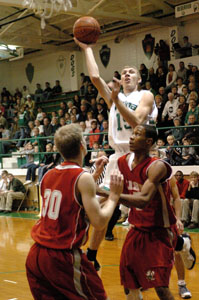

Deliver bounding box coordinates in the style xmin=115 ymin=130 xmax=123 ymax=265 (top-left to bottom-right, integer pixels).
xmin=42 ymin=189 xmax=62 ymax=220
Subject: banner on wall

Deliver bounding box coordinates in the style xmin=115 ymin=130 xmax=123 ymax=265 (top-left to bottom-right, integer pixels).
xmin=99 ymin=45 xmax=110 ymax=67
xmin=56 ymin=55 xmax=66 ymax=77
xmin=70 ymin=52 xmax=78 ymax=91
xmin=175 ymin=1 xmax=199 ymax=18
xmin=169 ymin=26 xmax=179 ymax=59
xmin=25 ymin=63 xmax=34 ymax=83
xmin=142 ymin=34 xmax=155 ymax=60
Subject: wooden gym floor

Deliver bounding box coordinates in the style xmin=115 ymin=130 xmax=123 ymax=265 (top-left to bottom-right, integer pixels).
xmin=0 ymin=213 xmax=198 ymax=300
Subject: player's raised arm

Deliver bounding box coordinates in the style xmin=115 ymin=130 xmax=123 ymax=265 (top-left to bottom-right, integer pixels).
xmin=78 ymin=170 xmax=123 ymax=230
xmin=74 ymin=38 xmax=112 ymax=109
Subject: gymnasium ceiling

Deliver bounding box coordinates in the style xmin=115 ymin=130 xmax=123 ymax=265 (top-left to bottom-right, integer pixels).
xmin=0 ymin=0 xmax=197 ymax=59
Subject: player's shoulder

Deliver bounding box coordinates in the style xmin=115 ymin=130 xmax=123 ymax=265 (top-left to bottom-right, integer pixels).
xmin=148 ymin=158 xmax=172 ymax=180
xmin=140 ymin=90 xmax=154 ymax=98
xmin=78 ymin=170 xmax=93 ymax=184
xmin=148 ymin=157 xmax=168 ymax=168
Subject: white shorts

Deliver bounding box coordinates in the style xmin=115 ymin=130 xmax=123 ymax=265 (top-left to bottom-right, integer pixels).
xmin=102 ymin=152 xmax=129 ymax=188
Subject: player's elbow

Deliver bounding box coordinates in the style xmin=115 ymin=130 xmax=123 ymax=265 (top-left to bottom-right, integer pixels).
xmin=91 ymin=75 xmax=100 ymax=85
xmin=136 ymin=117 xmax=144 ymax=126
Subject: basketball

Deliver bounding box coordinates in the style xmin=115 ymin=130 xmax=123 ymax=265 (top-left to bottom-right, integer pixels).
xmin=73 ymin=16 xmax=101 ymax=44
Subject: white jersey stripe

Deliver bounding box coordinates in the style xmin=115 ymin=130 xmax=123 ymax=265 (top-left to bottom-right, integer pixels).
xmin=56 ymin=165 xmax=80 ymax=170
xmin=73 ymin=249 xmax=88 ymax=299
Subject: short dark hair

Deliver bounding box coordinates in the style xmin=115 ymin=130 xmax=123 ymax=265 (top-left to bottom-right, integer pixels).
xmin=1 ymin=170 xmax=8 ymax=176
xmin=142 ymin=125 xmax=158 ymax=145
xmin=175 ymin=170 xmax=183 ymax=176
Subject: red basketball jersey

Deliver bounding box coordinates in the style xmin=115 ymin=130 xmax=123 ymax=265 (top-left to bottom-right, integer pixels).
xmin=31 ymin=162 xmax=90 ymax=249
xmin=118 ymin=155 xmax=176 ymax=229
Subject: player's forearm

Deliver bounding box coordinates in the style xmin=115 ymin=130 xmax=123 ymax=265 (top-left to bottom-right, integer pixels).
xmin=114 ymin=99 xmax=140 ymax=128
xmin=97 ymin=188 xmax=150 ymax=208
xmin=92 ymin=170 xmax=101 ymax=182
xmin=84 ymin=48 xmax=100 ymax=81
xmin=173 ymin=197 xmax=182 ymax=220
xmin=119 ymin=193 xmax=149 ymax=208
xmin=99 ymin=193 xmax=120 ymax=226
xmin=96 ymin=185 xmax=109 ymax=197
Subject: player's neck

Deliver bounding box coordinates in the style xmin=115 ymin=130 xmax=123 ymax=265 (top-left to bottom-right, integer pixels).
xmin=132 ymin=152 xmax=149 ymax=168
xmin=123 ymin=86 xmax=137 ymax=95
xmin=66 ymin=158 xmax=82 ymax=167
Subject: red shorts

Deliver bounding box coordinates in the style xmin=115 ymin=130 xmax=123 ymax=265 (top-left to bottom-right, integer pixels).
xmin=26 ymin=243 xmax=107 ymax=300
xmin=120 ymin=226 xmax=177 ymax=290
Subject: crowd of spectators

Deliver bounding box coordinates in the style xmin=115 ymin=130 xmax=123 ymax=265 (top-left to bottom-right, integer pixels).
xmin=1 ymin=55 xmax=199 ymax=227
xmin=1 ymin=59 xmax=199 ymax=179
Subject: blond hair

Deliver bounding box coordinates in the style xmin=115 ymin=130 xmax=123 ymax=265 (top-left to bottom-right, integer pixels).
xmin=190 ymin=171 xmax=199 ymax=177
xmin=54 ymin=124 xmax=83 ymax=160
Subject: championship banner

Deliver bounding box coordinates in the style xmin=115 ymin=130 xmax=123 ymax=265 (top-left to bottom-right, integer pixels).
xmin=69 ymin=52 xmax=78 ymax=91
xmin=175 ymin=1 xmax=199 ymax=18
xmin=169 ymin=26 xmax=179 ymax=59
xmin=142 ymin=34 xmax=155 ymax=60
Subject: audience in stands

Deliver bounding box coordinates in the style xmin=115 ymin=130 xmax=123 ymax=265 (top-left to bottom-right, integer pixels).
xmin=161 ymin=92 xmax=179 ymax=126
xmin=0 ymin=125 xmax=12 ymax=154
xmin=0 ymin=173 xmax=26 ymax=213
xmin=89 ymin=119 xmax=100 ymax=149
xmin=80 ymin=72 xmax=90 ymax=96
xmin=177 ymin=61 xmax=187 ymax=83
xmin=165 ymin=135 xmax=182 ymax=166
xmin=166 ymin=64 xmax=178 ymax=91
xmin=182 ymin=171 xmax=199 ymax=229
xmin=139 ymin=63 xmax=148 ymax=87
xmin=34 ymin=83 xmax=43 ymax=103
xmin=38 ymin=143 xmax=54 ymax=182
xmin=52 ymin=80 xmax=62 ymax=96
xmin=2 ymin=58 xmax=199 ymax=218
xmin=42 ymin=82 xmax=52 ymax=100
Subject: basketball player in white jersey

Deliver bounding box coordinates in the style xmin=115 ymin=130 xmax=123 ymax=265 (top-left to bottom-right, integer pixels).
xmin=74 ymin=38 xmax=158 ymax=270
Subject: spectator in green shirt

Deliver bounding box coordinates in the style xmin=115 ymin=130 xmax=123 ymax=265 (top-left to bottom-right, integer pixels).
xmin=184 ymin=99 xmax=199 ymax=125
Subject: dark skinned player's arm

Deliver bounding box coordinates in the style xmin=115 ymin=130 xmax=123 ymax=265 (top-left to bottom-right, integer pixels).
xmin=96 ymin=160 xmax=168 ymax=209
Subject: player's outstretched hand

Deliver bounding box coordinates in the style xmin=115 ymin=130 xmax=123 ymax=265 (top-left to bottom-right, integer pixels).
xmin=110 ymin=170 xmax=124 ymax=199
xmin=74 ymin=37 xmax=95 ymax=50
xmin=95 ymin=155 xmax=109 ymax=174
xmin=111 ymin=77 xmax=121 ymax=102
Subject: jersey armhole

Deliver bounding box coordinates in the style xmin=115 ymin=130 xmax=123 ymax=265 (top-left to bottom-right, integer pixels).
xmin=145 ymin=159 xmax=172 ymax=183
xmin=74 ymin=170 xmax=86 ymax=207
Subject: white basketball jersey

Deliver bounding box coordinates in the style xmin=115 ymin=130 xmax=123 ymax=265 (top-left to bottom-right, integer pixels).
xmin=108 ymin=90 xmax=157 ymax=152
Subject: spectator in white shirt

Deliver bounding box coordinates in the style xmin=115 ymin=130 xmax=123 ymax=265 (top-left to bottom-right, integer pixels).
xmin=162 ymin=92 xmax=179 ymax=126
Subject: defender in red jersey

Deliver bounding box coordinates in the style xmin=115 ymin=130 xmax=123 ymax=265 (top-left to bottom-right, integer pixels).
xmin=26 ymin=124 xmax=123 ymax=300
xmin=118 ymin=124 xmax=177 ymax=300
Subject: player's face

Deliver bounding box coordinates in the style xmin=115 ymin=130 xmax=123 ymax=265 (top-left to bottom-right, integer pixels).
xmin=175 ymin=172 xmax=183 ymax=182
xmin=129 ymin=126 xmax=147 ymax=151
xmin=191 ymin=176 xmax=198 ymax=185
xmin=121 ymin=67 xmax=140 ymax=91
